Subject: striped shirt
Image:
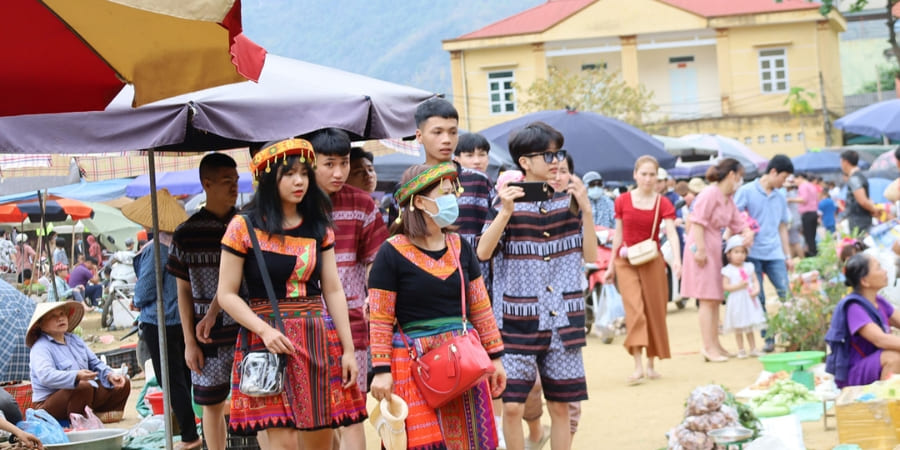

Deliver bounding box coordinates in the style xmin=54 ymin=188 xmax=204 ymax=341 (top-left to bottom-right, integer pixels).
xmin=331 ymin=185 xmax=388 ymax=349
xmin=487 ymin=193 xmax=586 ymax=353
xmin=167 ymin=207 xmax=240 ymax=348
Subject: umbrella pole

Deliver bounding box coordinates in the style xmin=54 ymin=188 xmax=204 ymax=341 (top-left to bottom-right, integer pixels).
xmin=39 ymin=190 xmax=60 ymax=303
xmin=148 ymin=150 xmax=174 ymax=449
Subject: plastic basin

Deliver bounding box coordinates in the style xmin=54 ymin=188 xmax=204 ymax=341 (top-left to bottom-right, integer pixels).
xmin=45 ymin=429 xmax=127 ymax=450
xmin=758 ymin=351 xmax=825 ymax=373
xmin=145 ymin=391 xmax=164 ymax=415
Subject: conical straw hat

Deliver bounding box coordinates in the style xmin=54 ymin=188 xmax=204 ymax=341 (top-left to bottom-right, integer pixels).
xmin=26 ymin=301 xmax=84 ymax=347
xmin=121 ymin=188 xmax=188 ymax=233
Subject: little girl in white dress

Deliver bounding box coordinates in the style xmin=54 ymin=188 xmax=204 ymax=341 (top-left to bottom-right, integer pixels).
xmin=721 ymin=235 xmax=767 ymax=358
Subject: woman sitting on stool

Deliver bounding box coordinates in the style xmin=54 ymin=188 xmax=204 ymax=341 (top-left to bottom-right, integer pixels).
xmin=28 ymin=302 xmax=130 ymax=422
xmin=827 ymin=253 xmax=900 ymax=387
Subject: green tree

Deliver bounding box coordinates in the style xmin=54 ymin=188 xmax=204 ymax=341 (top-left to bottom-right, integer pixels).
xmin=514 ymin=66 xmax=660 ymax=128
xmin=806 ymin=0 xmax=900 ymax=71
xmin=784 ymin=87 xmax=816 ymax=147
xmin=857 ymin=63 xmax=898 ymax=93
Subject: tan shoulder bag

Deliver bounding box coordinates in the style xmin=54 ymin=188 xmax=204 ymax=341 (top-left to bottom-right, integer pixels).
xmin=626 ymin=194 xmax=661 ymax=266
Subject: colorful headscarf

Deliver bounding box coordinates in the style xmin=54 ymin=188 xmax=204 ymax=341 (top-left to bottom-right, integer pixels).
xmin=393 ymin=162 xmax=458 ymax=205
xmin=250 ymin=138 xmax=316 ymax=177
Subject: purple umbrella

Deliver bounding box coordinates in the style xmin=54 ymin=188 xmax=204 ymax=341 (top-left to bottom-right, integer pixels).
xmin=668 ymin=164 xmax=711 ymax=179
xmin=835 ymin=99 xmax=900 ymax=140
xmin=126 ymin=168 xmax=254 ymax=198
xmin=479 ymin=109 xmax=674 ymax=182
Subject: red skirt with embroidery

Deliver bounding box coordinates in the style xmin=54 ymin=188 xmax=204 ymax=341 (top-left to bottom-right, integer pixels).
xmin=229 ymin=301 xmax=367 ymax=434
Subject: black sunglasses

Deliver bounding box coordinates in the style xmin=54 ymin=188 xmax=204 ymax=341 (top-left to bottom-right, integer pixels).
xmin=523 ymin=149 xmax=568 ymax=164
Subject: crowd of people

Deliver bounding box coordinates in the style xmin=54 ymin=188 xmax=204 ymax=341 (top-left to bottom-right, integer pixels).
xmin=3 ymin=94 xmax=900 ymax=450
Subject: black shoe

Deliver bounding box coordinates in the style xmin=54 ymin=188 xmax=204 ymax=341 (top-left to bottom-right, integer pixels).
xmin=762 ymin=342 xmax=775 ymax=353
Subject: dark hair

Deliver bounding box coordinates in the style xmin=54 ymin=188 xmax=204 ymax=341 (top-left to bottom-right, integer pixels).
xmin=839 ymin=240 xmax=867 ymax=263
xmin=841 ymin=150 xmax=859 ymax=167
xmin=674 ymin=181 xmax=689 ymax=197
xmin=349 ymin=147 xmax=373 ymax=163
xmin=455 ymin=133 xmax=491 ymax=156
xmin=245 ymin=155 xmax=333 ymax=236
xmin=415 ymin=98 xmax=458 ymax=128
xmin=766 ymin=154 xmax=794 ymax=174
xmin=84 ymin=256 xmax=98 ymax=265
xmin=199 ymin=152 xmax=237 ymax=180
xmin=894 ymin=145 xmax=900 ymax=163
xmin=563 ymin=154 xmax=574 ymax=174
xmin=388 ymin=165 xmax=450 ymax=238
xmin=55 ymin=237 xmax=66 ymax=248
xmin=705 ymin=158 xmax=743 ymax=183
xmin=303 ymin=128 xmax=351 ymax=157
xmin=508 ymin=122 xmax=565 ymax=170
xmin=844 ymin=253 xmax=873 ymax=289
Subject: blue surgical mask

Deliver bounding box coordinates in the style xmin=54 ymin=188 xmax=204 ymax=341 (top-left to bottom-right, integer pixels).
xmin=420 ymin=194 xmax=459 ymax=228
xmin=588 ymin=186 xmax=604 ymax=200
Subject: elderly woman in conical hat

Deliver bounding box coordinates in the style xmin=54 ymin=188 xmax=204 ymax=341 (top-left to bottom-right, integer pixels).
xmin=27 ymin=301 xmax=130 ymax=422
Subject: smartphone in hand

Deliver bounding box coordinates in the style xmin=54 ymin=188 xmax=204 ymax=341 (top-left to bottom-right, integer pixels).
xmin=508 ymin=181 xmax=554 ymax=202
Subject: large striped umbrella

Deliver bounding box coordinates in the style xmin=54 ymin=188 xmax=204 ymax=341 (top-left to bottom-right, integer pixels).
xmin=1 ymin=0 xmax=265 ymax=116
xmin=0 ymin=198 xmax=93 ymax=223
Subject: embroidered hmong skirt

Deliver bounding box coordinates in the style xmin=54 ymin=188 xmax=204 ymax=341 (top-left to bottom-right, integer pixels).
xmin=229 ymin=299 xmax=367 ymax=434
xmin=391 ymin=318 xmax=498 ymax=450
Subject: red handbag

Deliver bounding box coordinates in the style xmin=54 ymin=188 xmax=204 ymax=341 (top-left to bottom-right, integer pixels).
xmin=398 ymin=235 xmax=495 ymax=409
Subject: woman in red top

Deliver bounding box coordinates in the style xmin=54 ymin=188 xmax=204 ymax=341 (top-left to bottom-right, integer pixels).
xmin=604 ymin=156 xmax=681 ymax=385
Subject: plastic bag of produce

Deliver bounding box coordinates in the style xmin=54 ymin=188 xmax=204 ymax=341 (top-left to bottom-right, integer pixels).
xmin=686 ymin=385 xmax=726 ymax=416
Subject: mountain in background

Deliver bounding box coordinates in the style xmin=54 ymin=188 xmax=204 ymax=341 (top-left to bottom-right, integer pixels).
xmin=242 ymin=0 xmax=544 ymax=99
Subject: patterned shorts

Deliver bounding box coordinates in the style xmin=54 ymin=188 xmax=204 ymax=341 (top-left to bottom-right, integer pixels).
xmin=354 ymin=348 xmax=368 ymax=393
xmin=501 ymin=330 xmax=587 ymax=404
xmin=191 ymin=345 xmax=234 ymax=406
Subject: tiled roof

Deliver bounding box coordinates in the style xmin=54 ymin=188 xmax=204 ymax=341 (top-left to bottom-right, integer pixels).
xmin=452 ymin=0 xmax=596 ymax=41
xmin=658 ymin=0 xmax=820 ymax=18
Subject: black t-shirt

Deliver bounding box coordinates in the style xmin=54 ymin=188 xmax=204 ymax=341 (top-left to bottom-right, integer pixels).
xmin=845 ymin=171 xmax=871 ymax=231
xmin=367 ymin=235 xmax=482 ymax=327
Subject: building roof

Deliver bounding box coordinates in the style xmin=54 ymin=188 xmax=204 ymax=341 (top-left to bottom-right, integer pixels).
xmin=658 ymin=0 xmax=820 ymax=18
xmin=450 ymin=0 xmax=823 ymax=43
xmin=451 ymin=0 xmax=596 ymax=41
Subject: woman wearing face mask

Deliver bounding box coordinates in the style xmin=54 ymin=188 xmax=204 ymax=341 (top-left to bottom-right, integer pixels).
xmin=583 ymin=171 xmax=615 ymax=229
xmin=368 ymin=163 xmax=507 ymax=449
xmin=680 ymin=158 xmax=755 ymax=363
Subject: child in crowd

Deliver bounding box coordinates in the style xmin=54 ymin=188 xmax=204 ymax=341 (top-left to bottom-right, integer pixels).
xmin=454 ymin=132 xmax=491 ymax=175
xmin=819 ymin=188 xmax=837 ymax=234
xmin=721 ymin=236 xmax=767 ymax=358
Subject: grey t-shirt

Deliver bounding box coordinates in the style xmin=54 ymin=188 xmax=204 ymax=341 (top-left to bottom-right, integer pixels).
xmin=845 ymin=171 xmax=871 ymax=233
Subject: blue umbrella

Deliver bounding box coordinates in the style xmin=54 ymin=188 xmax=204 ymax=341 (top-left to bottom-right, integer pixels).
xmin=478 ymin=109 xmax=674 ymax=182
xmin=668 ymin=164 xmax=711 ymax=179
xmin=869 ymin=177 xmax=892 ymax=204
xmin=834 ymin=99 xmax=900 ymax=140
xmin=791 ymin=151 xmax=869 ymax=174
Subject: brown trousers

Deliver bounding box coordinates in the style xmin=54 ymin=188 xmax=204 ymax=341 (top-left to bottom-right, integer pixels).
xmin=33 ymin=379 xmax=131 ymax=422
xmin=614 ymin=255 xmax=671 ymax=359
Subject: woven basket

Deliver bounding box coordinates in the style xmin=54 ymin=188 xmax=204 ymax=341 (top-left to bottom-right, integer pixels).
xmin=4 ymin=382 xmax=33 ymax=416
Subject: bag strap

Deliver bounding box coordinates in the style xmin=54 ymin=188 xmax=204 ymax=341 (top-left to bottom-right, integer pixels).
xmin=398 ymin=233 xmax=468 ymax=359
xmin=649 ymin=194 xmax=661 ymax=240
xmin=239 ymin=215 xmax=286 ymax=352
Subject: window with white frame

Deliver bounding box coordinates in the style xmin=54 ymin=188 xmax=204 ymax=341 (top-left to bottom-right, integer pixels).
xmin=759 ymin=48 xmax=788 ymax=93
xmin=488 ymin=71 xmax=516 ymax=114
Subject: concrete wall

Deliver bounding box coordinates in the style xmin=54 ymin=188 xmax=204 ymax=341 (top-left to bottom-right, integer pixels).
xmin=662 ymin=112 xmax=838 ymax=158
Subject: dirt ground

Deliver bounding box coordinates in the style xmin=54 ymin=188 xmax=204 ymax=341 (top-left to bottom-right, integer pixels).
xmin=78 ymin=298 xmax=839 ymax=450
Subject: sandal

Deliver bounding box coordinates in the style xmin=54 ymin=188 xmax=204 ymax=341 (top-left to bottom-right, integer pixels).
xmin=646 ymin=369 xmax=662 ymax=380
xmin=627 ymin=373 xmax=645 ymax=386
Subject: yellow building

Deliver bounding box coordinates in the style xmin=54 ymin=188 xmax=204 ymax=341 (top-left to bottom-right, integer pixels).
xmin=442 ymin=0 xmax=847 ymax=157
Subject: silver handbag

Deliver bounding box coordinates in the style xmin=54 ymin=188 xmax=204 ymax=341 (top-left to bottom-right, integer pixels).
xmin=239 ymin=351 xmax=286 ymax=397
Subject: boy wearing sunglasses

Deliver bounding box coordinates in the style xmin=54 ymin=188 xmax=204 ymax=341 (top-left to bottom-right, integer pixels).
xmin=477 ymin=122 xmax=597 ymax=450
